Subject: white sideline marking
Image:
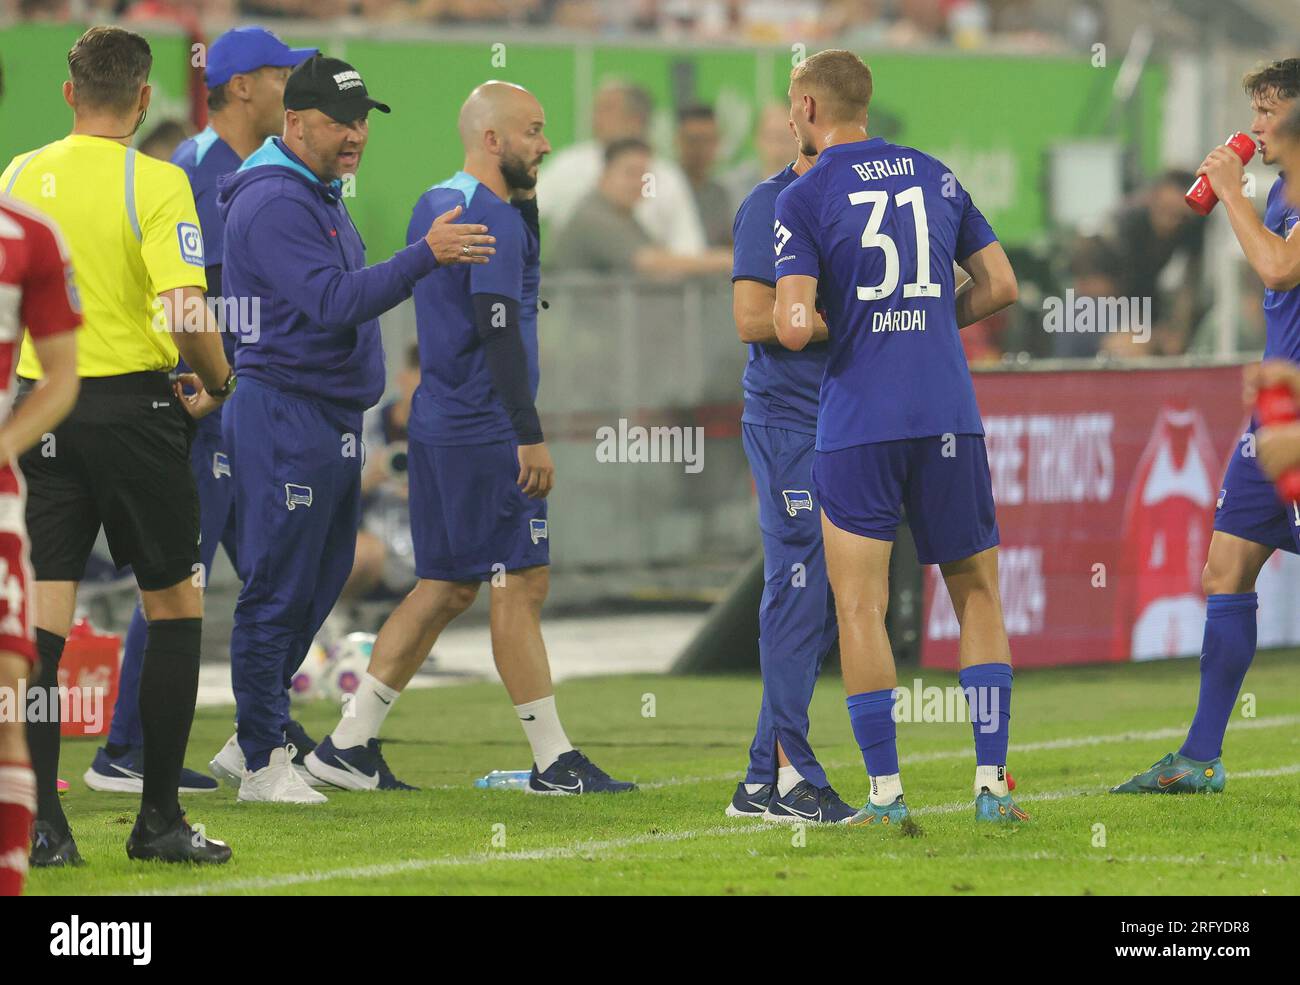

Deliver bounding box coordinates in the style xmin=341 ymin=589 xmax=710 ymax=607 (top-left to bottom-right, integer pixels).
xmin=637 ymin=713 xmax=1300 ymax=790
xmin=127 ymin=761 xmax=1300 ymax=896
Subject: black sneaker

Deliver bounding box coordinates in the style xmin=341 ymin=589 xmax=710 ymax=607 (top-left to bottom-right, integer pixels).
xmin=126 ymin=805 xmax=232 ymax=864
xmin=764 ymin=780 xmax=856 ymax=824
xmin=284 ymin=719 xmax=318 ymax=764
xmin=725 ymin=780 xmax=774 ymax=818
xmin=304 ymin=736 xmax=418 ymax=791
xmin=526 ymin=749 xmax=637 ymax=795
xmin=30 ymin=819 xmax=83 ymax=867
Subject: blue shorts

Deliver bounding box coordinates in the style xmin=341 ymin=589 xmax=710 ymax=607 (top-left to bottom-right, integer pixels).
xmin=813 ymin=434 xmax=999 ymax=565
xmin=1214 ymin=433 xmax=1300 ymax=553
xmin=408 ymin=437 xmax=549 ymax=582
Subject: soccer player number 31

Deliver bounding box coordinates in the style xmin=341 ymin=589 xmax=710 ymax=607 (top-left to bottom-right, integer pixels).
xmin=848 ymin=186 xmax=941 ymax=301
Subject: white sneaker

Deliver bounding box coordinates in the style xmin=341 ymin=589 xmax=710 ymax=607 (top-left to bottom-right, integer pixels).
xmin=237 ymin=746 xmax=328 ymax=804
xmin=210 ymin=733 xmax=244 ymax=788
xmin=210 ymin=731 xmax=326 ymax=788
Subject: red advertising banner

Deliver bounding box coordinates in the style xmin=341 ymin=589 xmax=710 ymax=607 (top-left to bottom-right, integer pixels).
xmin=922 ymin=364 xmax=1267 ymax=669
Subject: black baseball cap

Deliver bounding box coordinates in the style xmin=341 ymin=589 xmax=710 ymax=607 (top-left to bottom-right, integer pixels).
xmin=283 ymin=54 xmax=391 ymax=123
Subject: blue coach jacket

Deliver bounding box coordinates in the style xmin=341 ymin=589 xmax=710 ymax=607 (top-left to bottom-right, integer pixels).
xmin=218 ymin=137 xmax=437 ymax=412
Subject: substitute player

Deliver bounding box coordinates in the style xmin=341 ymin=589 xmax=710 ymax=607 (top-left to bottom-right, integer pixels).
xmin=3 ymin=26 xmax=234 ymax=864
xmin=304 ymin=82 xmax=635 ymax=796
xmin=0 ymin=104 xmax=82 ymax=893
xmin=214 ymin=55 xmax=494 ymax=803
xmin=773 ymin=50 xmax=1024 ymax=824
xmin=728 ymin=134 xmax=853 ymax=823
xmin=1114 ymin=60 xmax=1300 ymax=795
xmin=85 ymin=25 xmax=316 ymax=795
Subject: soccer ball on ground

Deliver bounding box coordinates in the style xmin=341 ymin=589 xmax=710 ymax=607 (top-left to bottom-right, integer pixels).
xmin=289 ymin=641 xmax=332 ymax=703
xmin=325 ymin=631 xmax=377 ymax=700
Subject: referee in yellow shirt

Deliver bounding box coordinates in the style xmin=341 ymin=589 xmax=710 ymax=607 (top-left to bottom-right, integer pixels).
xmin=3 ymin=26 xmax=234 ymax=865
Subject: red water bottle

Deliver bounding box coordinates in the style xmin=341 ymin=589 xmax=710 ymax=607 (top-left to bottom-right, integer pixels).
xmin=1186 ymin=132 xmax=1256 ymax=215
xmin=1255 ymin=383 xmax=1300 ymax=502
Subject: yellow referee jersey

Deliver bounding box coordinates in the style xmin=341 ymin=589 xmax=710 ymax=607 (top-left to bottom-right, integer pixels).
xmin=1 ymin=134 xmax=208 ymax=379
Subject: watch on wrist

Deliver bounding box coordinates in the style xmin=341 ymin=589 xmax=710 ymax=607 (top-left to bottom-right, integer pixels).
xmin=207 ymin=370 xmax=237 ymax=400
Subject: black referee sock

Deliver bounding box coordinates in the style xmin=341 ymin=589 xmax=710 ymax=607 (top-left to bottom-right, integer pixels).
xmin=28 ymin=629 xmax=68 ymax=833
xmin=138 ymin=618 xmax=202 ymax=820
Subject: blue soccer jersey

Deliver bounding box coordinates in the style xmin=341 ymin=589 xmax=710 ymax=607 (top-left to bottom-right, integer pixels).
xmin=774 ymin=137 xmax=997 ymax=451
xmin=171 ymin=126 xmax=244 ymax=419
xmin=407 ymin=173 xmax=541 ymax=446
xmin=171 ymin=125 xmax=242 ymax=301
xmin=733 ymin=165 xmax=827 ymax=436
xmin=1263 ymin=175 xmax=1300 ymax=362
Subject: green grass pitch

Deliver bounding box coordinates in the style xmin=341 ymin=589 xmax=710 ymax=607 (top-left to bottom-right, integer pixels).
xmin=27 ymin=650 xmax=1300 ymax=896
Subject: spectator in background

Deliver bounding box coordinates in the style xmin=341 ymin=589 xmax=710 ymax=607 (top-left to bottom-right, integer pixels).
xmin=676 ymin=104 xmax=732 ymax=247
xmin=1053 ymin=234 xmax=1128 ymax=359
xmin=547 ymin=138 xmax=730 ymax=278
xmin=725 ymin=104 xmax=802 ymax=206
xmin=1104 ymin=170 xmax=1206 ymax=355
xmin=137 ymin=118 xmax=190 ymax=161
xmin=537 ymin=79 xmax=707 ymax=255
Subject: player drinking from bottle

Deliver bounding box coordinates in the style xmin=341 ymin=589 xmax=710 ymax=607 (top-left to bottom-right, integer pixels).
xmin=773 ymin=50 xmax=1023 ymax=824
xmin=1113 ymin=59 xmax=1300 ymax=795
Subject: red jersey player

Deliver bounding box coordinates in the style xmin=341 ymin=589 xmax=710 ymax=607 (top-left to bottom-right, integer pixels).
xmin=0 ymin=194 xmax=81 ymax=896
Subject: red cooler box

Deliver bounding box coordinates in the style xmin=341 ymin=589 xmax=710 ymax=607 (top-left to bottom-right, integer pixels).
xmin=56 ymin=618 xmax=120 ymax=738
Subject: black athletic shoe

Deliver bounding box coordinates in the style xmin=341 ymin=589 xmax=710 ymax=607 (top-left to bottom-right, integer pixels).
xmin=30 ymin=819 xmax=83 ymax=867
xmin=765 ymin=780 xmax=856 ymax=824
xmin=126 ymin=805 xmax=232 ymax=865
xmin=725 ymin=780 xmax=774 ymax=818
xmin=527 ymin=749 xmax=637 ymax=795
xmin=285 ymin=719 xmax=318 ymax=764
xmin=304 ymin=736 xmax=418 ymax=791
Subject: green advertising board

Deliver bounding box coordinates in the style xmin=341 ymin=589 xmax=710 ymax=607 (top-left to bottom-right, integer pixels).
xmin=0 ymin=22 xmax=1163 ymax=259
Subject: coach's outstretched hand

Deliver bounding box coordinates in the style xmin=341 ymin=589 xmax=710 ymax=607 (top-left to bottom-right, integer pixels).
xmin=517 ymin=441 xmax=555 ymax=498
xmin=425 ymin=205 xmax=496 ymax=265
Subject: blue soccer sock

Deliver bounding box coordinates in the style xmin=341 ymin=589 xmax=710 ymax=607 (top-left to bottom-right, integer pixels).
xmin=105 ymin=603 xmax=148 ymax=753
xmin=1180 ymin=592 xmax=1257 ymax=762
xmin=959 ymin=662 xmax=1012 ymax=767
xmin=846 ymin=689 xmax=900 ymax=802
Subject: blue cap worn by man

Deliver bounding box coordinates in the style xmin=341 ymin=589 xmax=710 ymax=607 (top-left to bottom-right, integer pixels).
xmin=214 ymin=54 xmax=497 ymax=803
xmin=84 ymin=27 xmax=317 ymax=798
xmin=204 ymin=26 xmax=316 ymax=88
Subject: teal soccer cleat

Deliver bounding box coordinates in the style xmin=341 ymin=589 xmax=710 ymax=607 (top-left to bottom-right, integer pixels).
xmin=849 ymin=795 xmax=910 ymax=826
xmin=974 ymin=787 xmax=1029 ymax=823
xmin=1110 ymin=752 xmax=1225 ymax=794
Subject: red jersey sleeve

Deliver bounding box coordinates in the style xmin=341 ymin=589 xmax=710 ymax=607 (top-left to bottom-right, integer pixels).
xmin=20 ymin=212 xmax=82 ymax=340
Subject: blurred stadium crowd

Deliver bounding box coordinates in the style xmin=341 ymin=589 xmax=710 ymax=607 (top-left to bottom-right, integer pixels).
xmin=12 ymin=0 xmax=1104 ymax=52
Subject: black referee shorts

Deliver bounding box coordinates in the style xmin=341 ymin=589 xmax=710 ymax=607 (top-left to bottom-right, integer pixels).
xmin=17 ymin=371 xmax=200 ymax=592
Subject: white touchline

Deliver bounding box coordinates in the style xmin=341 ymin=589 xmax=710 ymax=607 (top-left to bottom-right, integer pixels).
xmin=636 ymin=713 xmax=1300 ymax=791
xmin=123 ymin=761 xmax=1300 ymax=897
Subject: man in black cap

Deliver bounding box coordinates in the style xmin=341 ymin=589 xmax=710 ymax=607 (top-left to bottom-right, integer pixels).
xmin=210 ymin=54 xmax=496 ymax=802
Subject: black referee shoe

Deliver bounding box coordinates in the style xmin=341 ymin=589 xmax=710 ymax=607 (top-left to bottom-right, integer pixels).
xmin=30 ymin=819 xmax=84 ymax=868
xmin=126 ymin=805 xmax=232 ymax=865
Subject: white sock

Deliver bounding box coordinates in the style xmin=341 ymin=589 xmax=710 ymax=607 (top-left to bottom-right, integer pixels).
xmin=776 ymin=764 xmax=804 ymax=796
xmin=975 ymin=764 xmax=1008 ymax=798
xmin=743 ymin=782 xmax=767 ymax=795
xmin=331 ymin=673 xmax=400 ymax=750
xmin=514 ymin=695 xmax=572 ymax=772
xmin=870 ymin=773 xmax=903 ymax=806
